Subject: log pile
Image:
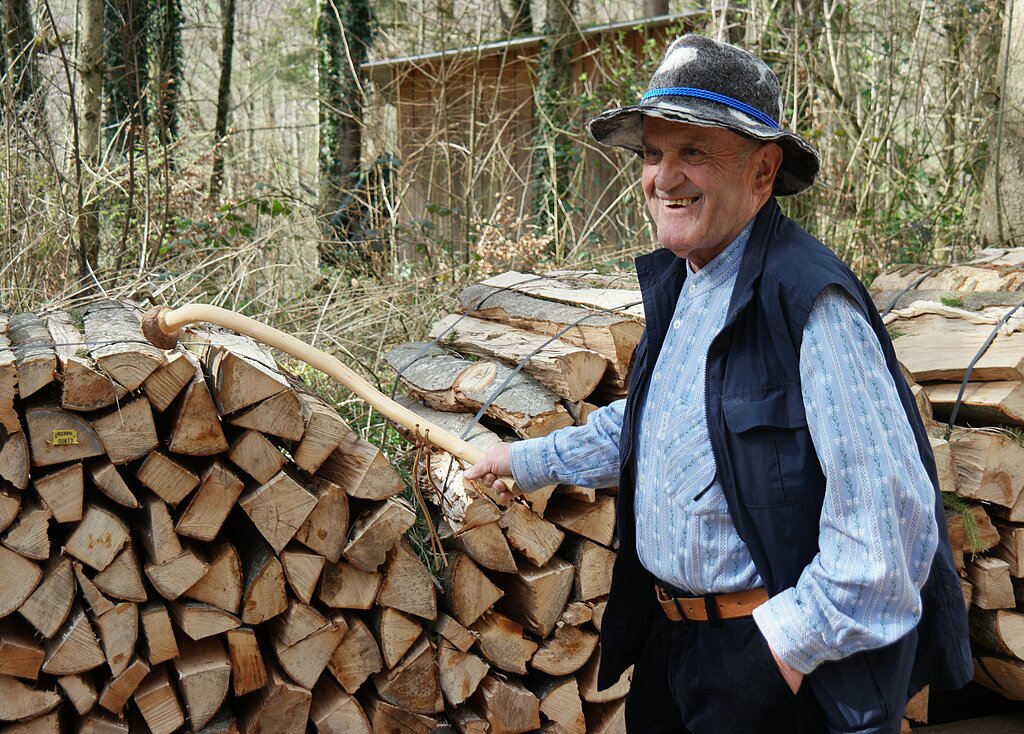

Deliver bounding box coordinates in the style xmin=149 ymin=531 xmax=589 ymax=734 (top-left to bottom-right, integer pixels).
xmin=0 ymin=302 xmax=441 ymax=733
xmin=873 ymin=248 xmax=1024 ymax=718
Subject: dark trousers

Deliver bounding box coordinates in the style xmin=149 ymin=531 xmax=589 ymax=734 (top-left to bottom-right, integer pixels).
xmin=625 ymin=609 xmax=828 ymax=734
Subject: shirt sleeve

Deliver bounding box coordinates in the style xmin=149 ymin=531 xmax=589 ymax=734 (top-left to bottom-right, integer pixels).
xmin=752 ymin=286 xmax=938 ymax=674
xmin=508 ymin=400 xmax=625 ymax=491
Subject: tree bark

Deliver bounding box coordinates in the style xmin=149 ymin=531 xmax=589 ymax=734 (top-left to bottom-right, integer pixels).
xmin=78 ymin=0 xmax=104 ymax=273
xmin=103 ymin=0 xmax=151 ymax=152
xmin=209 ymin=0 xmax=236 ymax=199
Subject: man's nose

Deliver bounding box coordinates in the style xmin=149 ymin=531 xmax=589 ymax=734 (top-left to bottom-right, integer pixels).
xmin=654 ymin=158 xmax=687 ymax=194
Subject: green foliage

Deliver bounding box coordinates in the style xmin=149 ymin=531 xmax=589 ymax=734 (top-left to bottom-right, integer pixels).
xmin=940 ymin=295 xmax=964 ymax=308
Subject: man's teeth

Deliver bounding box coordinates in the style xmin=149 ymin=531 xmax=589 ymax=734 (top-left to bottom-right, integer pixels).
xmin=663 ymin=197 xmax=698 ymax=207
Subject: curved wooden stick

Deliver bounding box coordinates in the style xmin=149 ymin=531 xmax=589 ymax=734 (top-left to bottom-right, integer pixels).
xmin=142 ymin=304 xmax=515 ymax=490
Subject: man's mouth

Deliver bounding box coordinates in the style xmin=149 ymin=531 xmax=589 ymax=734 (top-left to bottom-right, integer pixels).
xmin=662 ymin=196 xmax=699 ymax=209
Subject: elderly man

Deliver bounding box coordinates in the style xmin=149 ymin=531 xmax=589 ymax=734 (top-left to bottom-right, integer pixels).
xmin=466 ymin=34 xmax=969 ymax=734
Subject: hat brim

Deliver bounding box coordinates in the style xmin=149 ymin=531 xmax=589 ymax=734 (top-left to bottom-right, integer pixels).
xmin=588 ymin=101 xmax=820 ymax=196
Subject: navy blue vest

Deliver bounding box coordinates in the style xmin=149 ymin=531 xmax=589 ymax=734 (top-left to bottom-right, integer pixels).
xmin=599 ymin=201 xmax=971 ymax=732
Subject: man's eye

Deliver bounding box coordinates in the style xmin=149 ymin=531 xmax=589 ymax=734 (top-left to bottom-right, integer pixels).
xmin=642 ymin=149 xmax=661 ymax=162
xmin=682 ymin=148 xmax=703 ymax=159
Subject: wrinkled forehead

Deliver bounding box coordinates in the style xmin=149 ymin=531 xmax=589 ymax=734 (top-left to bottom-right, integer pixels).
xmin=639 ymin=115 xmax=758 ymax=150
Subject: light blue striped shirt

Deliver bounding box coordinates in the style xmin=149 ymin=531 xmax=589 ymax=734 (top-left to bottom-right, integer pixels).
xmin=508 ymin=231 xmax=938 ymax=674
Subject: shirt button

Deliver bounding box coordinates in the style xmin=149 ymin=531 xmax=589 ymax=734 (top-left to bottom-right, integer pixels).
xmin=689 ymin=284 xmax=696 ymax=293
xmin=673 ymin=319 xmax=681 ymax=329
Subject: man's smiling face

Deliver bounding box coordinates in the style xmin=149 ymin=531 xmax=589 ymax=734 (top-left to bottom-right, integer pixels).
xmin=640 ymin=116 xmax=781 ymax=269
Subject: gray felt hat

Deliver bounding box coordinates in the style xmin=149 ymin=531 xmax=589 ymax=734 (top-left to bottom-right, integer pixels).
xmin=588 ymin=34 xmax=820 ymax=196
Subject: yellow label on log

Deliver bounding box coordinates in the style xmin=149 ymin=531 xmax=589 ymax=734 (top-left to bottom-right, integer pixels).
xmin=51 ymin=430 xmax=79 ymax=446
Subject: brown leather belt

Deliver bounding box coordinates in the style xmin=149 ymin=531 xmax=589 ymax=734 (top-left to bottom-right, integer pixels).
xmin=656 ymin=585 xmax=769 ymax=622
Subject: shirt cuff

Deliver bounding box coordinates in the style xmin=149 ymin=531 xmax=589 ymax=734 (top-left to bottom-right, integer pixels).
xmin=752 ymin=589 xmax=827 ymax=675
xmin=508 ymin=438 xmax=558 ymax=492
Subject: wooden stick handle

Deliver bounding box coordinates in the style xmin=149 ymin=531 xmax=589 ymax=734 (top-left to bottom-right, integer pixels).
xmin=143 ymin=304 xmax=516 ymax=491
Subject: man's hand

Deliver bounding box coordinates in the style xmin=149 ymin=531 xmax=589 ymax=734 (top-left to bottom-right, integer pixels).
xmin=768 ymin=644 xmax=803 ymax=695
xmin=463 ymin=443 xmax=515 ymax=502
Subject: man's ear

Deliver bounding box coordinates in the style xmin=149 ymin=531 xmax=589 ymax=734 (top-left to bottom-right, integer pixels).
xmin=755 ymin=143 xmax=784 ymax=193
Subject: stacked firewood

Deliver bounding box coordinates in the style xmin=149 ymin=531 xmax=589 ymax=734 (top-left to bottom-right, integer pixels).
xmin=386 ymin=271 xmax=644 ymax=734
xmin=872 ymin=249 xmax=1024 ymax=720
xmin=0 ymin=302 xmax=443 ymax=733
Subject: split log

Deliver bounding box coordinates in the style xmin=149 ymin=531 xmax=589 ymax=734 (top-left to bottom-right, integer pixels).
xmin=2 ymin=495 xmax=50 ymax=559
xmin=168 ymin=600 xmax=240 ymax=640
xmin=64 ymin=505 xmax=129 ymax=571
xmin=140 ymin=604 xmax=179 ymax=665
xmin=25 ymin=403 xmax=104 ymax=467
xmin=93 ymin=544 xmax=147 ymax=602
xmin=970 ymin=608 xmax=1024 ymax=660
xmin=310 ymin=676 xmax=372 ymax=734
xmin=318 ymin=559 xmax=381 ymax=610
xmin=134 ymin=665 xmax=186 ymax=734
xmin=176 ymin=461 xmax=245 ymax=541
xmin=89 ymin=397 xmax=159 ymax=465
xmin=33 ymin=461 xmax=83 ymax=522
xmin=974 ymin=655 xmax=1024 ymax=700
xmin=343 ymin=498 xmax=416 ymax=572
xmin=376 ymin=538 xmax=437 ymax=621
xmin=19 ymin=557 xmax=74 ymax=637
xmin=578 ymin=649 xmax=631 ymax=703
xmin=567 ymin=537 xmax=615 ymax=601
xmin=0 ymin=317 xmax=21 ymax=435
xmin=239 ymin=660 xmax=311 ymax=734
xmin=436 ymin=612 xmax=479 ymax=653
xmin=446 ymin=552 xmax=504 ymax=627
xmin=166 ymin=369 xmax=230 ymax=455
xmin=83 ymin=302 xmax=165 ymax=390
xmin=372 ymin=635 xmax=443 ymax=714
xmin=458 ymin=521 xmax=518 ymax=573
xmin=138 ymin=450 xmax=200 ymax=507
xmin=74 ymin=562 xmax=114 ymax=616
xmin=58 ymin=672 xmax=98 ymax=714
xmin=499 ymin=502 xmax=564 ymax=567
xmin=994 ymin=523 xmax=1024 ymax=577
xmin=239 ymin=470 xmax=318 ymax=554
xmin=0 ymin=674 xmax=61 ymax=722
xmin=562 ymin=601 xmax=593 ymax=626
xmin=9 ymin=313 xmax=57 ymax=400
xmin=293 ymin=393 xmax=348 ymax=474
xmin=925 ymin=381 xmax=1024 ymax=426
xmin=79 ymin=712 xmax=130 ymax=734
xmin=143 ymin=351 xmax=198 ymax=412
xmin=86 ymin=459 xmax=139 ymax=509
xmin=48 ymin=311 xmax=128 ymax=412
xmin=0 ymin=545 xmax=41 ymax=617
xmin=533 ymin=676 xmax=586 ymax=734
xmin=93 ymin=601 xmax=138 ymax=676
xmin=184 ymin=540 xmax=243 ymax=613
xmin=387 ymin=343 xmax=574 ymax=439
xmin=470 ymin=674 xmax=541 ymax=734
xmin=531 ymin=623 xmax=599 ymax=676
xmin=0 ymin=488 xmax=19 ymax=532
xmin=374 ymin=608 xmax=422 ymax=669
xmin=145 ymin=549 xmax=209 ymax=601
xmin=499 ymin=556 xmax=574 ymax=637
xmin=459 ymin=282 xmax=642 ymax=388
xmin=949 ymin=429 xmax=1024 ymax=508
xmin=226 ymin=627 xmax=268 ymax=696
xmin=479 ymin=272 xmax=644 ymax=319
xmin=587 ymin=698 xmax=627 ymax=734
xmin=0 ymin=430 xmax=29 ymax=489
xmin=0 ymin=619 xmax=45 ymax=679
xmin=229 ymin=429 xmax=287 ymax=484
xmin=229 ymin=389 xmax=305 ymax=442
xmin=281 ymin=545 xmax=326 ymax=604
xmin=327 ymin=614 xmax=382 ymax=693
xmin=429 ymin=313 xmax=607 ymax=401
xmin=547 ymin=494 xmax=616 ymax=547
xmin=42 ymin=606 xmax=106 ymax=675
xmin=871 ymin=263 xmax=1024 ymax=295
xmin=316 ymin=425 xmax=405 ymax=500
xmin=438 ymin=640 xmax=489 ymax=707
xmin=272 ymin=609 xmax=346 ymax=689
xmin=452 ymin=708 xmax=489 ymax=734
xmin=173 ymin=635 xmax=232 ymax=730
xmin=98 ymin=657 xmax=150 ymax=713
xmin=471 ymin=610 xmax=539 ymax=675
xmin=364 ymin=696 xmax=436 ymax=734
xmin=239 ymin=535 xmax=288 ymax=624
xmin=190 ymin=326 xmax=289 ymax=415
xmin=294 ymin=477 xmax=348 ymax=563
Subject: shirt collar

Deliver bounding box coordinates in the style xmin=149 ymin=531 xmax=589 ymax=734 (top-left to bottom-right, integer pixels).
xmin=685 ymin=221 xmax=754 ymax=295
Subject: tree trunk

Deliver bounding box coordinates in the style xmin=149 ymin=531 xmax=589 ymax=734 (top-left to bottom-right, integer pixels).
xmin=152 ymin=0 xmax=182 ymax=148
xmin=644 ymin=0 xmax=669 ymax=17
xmin=318 ymin=0 xmax=372 ymax=260
xmin=532 ymin=0 xmax=579 ymax=237
xmin=103 ymin=0 xmax=151 ymax=153
xmin=209 ymin=0 xmax=236 ymax=199
xmin=980 ymin=0 xmax=1024 ymax=245
xmin=3 ymin=0 xmax=45 ymax=131
xmin=498 ymin=0 xmax=532 ymax=36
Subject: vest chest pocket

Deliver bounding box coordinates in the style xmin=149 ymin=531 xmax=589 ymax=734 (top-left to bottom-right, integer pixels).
xmin=721 ymin=384 xmax=816 ymax=507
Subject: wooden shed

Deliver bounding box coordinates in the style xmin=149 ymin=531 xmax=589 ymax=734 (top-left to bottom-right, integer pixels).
xmin=362 ymin=13 xmax=700 ymax=259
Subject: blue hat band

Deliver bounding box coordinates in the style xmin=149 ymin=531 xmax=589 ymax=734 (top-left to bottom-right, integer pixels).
xmin=641 ymin=87 xmax=779 ymax=130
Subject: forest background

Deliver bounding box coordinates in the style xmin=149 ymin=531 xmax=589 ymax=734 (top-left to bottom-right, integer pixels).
xmin=2 ymin=0 xmax=1024 ymax=446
